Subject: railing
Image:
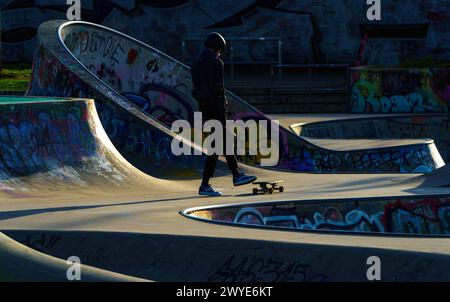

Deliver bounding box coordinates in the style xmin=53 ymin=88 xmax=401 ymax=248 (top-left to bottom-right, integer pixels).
xmin=270 ymin=64 xmax=351 ymax=110
xmin=182 ymin=37 xmax=283 ymax=81
xmin=181 ymin=36 xmax=351 ymax=111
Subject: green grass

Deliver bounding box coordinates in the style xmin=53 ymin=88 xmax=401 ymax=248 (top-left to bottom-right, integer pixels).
xmin=0 ymin=63 xmax=32 ymax=91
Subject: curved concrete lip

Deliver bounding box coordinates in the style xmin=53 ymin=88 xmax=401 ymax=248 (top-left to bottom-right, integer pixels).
xmin=181 ymin=194 xmax=450 ymax=238
xmin=288 ymin=113 xmax=450 ymax=163
xmin=289 ymin=113 xmax=450 ymax=145
xmin=0 ymin=232 xmax=149 ymax=282
xmin=289 ymin=113 xmax=450 ymax=133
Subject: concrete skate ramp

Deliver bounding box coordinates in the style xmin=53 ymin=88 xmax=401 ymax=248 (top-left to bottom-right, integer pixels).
xmin=0 ymin=232 xmax=147 ymax=282
xmin=290 ymin=114 xmax=450 ymax=162
xmin=0 ymin=96 xmax=174 ymax=197
xmin=183 ymin=195 xmax=450 ymax=236
xmin=27 ymin=20 xmax=445 ymax=174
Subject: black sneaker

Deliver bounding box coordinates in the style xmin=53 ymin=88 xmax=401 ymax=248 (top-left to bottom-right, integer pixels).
xmin=233 ymin=174 xmax=257 ymax=186
xmin=199 ymin=185 xmax=222 ymax=197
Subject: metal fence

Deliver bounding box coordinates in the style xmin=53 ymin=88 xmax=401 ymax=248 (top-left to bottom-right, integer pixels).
xmin=182 ymin=37 xmax=282 ymax=81
xmin=269 ymin=64 xmax=351 ymax=110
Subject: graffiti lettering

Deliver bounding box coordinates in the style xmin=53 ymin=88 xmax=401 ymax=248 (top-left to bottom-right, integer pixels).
xmin=199 ymin=197 xmax=450 ymax=235
xmin=209 ymin=255 xmax=327 ymax=282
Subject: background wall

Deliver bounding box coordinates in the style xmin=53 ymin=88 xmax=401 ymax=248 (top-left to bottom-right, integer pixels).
xmin=0 ymin=0 xmax=449 ymax=65
xmin=351 ymin=67 xmax=449 ymax=112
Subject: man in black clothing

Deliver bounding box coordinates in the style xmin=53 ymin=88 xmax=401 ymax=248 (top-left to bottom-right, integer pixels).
xmin=191 ymin=32 xmax=257 ymax=196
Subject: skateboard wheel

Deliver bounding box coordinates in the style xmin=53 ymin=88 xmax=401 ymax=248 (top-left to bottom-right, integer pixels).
xmin=268 ymin=188 xmax=274 ymax=194
xmin=279 ymin=186 xmax=284 ymax=193
xmin=253 ymin=188 xmax=258 ymax=195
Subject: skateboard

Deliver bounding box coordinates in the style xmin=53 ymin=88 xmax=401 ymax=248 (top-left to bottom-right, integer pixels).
xmin=252 ymin=180 xmax=284 ymax=195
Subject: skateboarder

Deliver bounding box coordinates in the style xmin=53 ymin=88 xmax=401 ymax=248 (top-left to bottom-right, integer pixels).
xmin=191 ymin=32 xmax=257 ymax=196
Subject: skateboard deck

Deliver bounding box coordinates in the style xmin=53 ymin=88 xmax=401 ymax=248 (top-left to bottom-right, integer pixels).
xmin=252 ymin=180 xmax=284 ymax=195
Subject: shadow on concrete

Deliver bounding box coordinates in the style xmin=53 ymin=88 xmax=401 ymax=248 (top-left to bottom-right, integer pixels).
xmin=4 ymin=229 xmax=450 ymax=282
xmin=0 ymin=195 xmax=201 ymax=222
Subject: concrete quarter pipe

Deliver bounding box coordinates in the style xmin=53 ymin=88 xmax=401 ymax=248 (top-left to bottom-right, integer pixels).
xmin=0 ymin=96 xmax=174 ymax=199
xmin=0 ymin=97 xmax=133 ymax=188
xmin=26 ymin=20 xmax=445 ymax=174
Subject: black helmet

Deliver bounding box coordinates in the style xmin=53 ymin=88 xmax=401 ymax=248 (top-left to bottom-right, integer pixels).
xmin=204 ymin=32 xmax=226 ymax=52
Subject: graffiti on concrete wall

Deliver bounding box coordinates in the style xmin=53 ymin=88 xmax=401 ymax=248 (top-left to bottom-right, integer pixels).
xmin=351 ymin=68 xmax=450 ymax=113
xmin=11 ymin=230 xmax=330 ymax=282
xmin=96 ymin=100 xmax=185 ymax=163
xmin=296 ymin=115 xmax=450 ymax=162
xmin=208 ymin=254 xmax=328 ymax=282
xmin=278 ymin=135 xmax=438 ymax=173
xmin=63 ymin=27 xmax=196 ymax=124
xmin=0 ymin=96 xmax=132 ymax=187
xmin=28 ymin=40 xmax=204 ymax=179
xmin=192 ymin=196 xmax=450 ymax=236
xmin=59 ymin=24 xmax=443 ymax=173
xmin=31 ymin=46 xmax=90 ymax=98
xmin=2 ymin=0 xmax=449 ymax=65
xmin=0 ymin=100 xmax=97 ymax=178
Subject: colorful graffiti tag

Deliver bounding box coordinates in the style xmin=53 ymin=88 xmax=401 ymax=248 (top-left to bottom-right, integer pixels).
xmin=0 ymin=97 xmax=134 ymax=187
xmin=351 ymin=68 xmax=450 ymax=113
xmin=0 ymin=99 xmax=94 ymax=177
xmin=186 ymin=196 xmax=450 ymax=236
xmin=28 ymin=40 xmax=204 ymax=179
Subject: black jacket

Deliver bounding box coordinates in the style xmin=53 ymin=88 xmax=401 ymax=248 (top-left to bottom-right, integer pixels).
xmin=191 ymin=48 xmax=227 ymax=115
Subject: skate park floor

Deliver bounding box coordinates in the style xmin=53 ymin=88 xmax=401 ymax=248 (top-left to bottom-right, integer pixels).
xmin=1 ymin=163 xmax=449 ymax=249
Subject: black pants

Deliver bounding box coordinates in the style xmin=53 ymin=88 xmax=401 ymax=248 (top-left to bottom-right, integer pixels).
xmin=201 ymin=104 xmax=239 ymax=181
